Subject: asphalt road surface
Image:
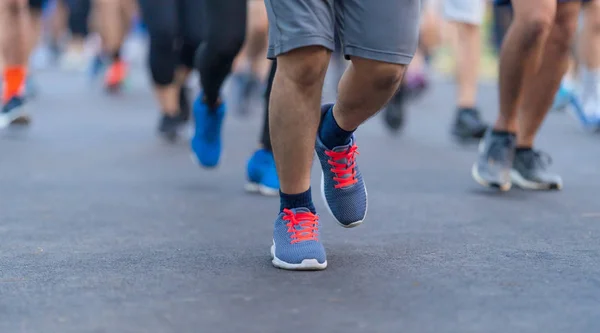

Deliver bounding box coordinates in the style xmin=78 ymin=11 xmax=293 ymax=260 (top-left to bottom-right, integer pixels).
xmin=1 ymin=68 xmax=600 ymax=333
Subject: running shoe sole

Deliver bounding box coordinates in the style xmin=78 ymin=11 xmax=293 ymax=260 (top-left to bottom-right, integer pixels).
xmin=270 ymin=241 xmax=327 ymax=271
xmin=0 ymin=105 xmax=29 ymax=129
xmin=471 ymin=163 xmax=512 ymax=192
xmin=190 ymin=153 xmax=221 ymax=169
xmin=509 ymin=170 xmax=562 ymax=191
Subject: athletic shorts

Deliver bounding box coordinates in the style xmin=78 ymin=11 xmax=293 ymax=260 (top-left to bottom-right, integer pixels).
xmin=495 ymin=0 xmax=591 ymax=5
xmin=444 ymin=0 xmax=486 ymax=25
xmin=264 ymin=0 xmax=421 ymax=65
xmin=28 ymin=0 xmax=48 ymax=10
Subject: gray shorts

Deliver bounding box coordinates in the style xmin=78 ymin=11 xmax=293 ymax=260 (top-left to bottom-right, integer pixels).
xmin=265 ymin=0 xmax=421 ymax=65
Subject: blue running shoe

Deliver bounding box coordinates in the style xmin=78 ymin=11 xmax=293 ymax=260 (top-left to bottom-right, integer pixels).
xmin=271 ymin=208 xmax=327 ymax=270
xmin=0 ymin=96 xmax=29 ymax=128
xmin=246 ymin=149 xmax=280 ymax=196
xmin=191 ymin=93 xmax=225 ymax=168
xmin=315 ymin=128 xmax=367 ymax=227
xmin=89 ymin=54 xmax=107 ymax=80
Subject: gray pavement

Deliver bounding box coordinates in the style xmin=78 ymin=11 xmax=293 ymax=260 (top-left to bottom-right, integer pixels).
xmin=1 ymin=68 xmax=600 ymax=333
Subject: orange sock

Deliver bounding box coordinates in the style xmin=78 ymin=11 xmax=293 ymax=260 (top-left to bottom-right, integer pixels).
xmin=3 ymin=66 xmax=26 ymax=103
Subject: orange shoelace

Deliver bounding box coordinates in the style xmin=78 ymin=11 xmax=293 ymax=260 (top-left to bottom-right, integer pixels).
xmin=105 ymin=61 xmax=127 ymax=86
xmin=282 ymin=209 xmax=319 ymax=244
xmin=325 ymin=144 xmax=359 ymax=189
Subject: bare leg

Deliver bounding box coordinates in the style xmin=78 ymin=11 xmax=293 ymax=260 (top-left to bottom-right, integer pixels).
xmin=270 ymin=46 xmax=330 ymax=194
xmin=245 ymin=0 xmax=269 ymax=81
xmin=94 ymin=0 xmax=124 ymax=58
xmin=580 ymin=1 xmax=600 ymax=70
xmin=517 ymin=2 xmax=581 ymax=147
xmin=334 ymin=58 xmax=405 ymax=131
xmin=454 ymin=22 xmax=480 ymax=108
xmin=50 ymin=0 xmax=68 ymax=49
xmin=1 ymin=0 xmax=28 ymax=68
xmin=494 ymin=0 xmax=556 ymax=133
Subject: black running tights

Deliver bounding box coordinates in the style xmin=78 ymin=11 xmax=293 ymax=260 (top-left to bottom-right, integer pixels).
xmin=195 ymin=0 xmax=246 ymax=107
xmin=64 ymin=0 xmax=91 ymax=38
xmin=138 ymin=0 xmax=203 ymax=86
xmin=260 ymin=60 xmax=276 ymax=152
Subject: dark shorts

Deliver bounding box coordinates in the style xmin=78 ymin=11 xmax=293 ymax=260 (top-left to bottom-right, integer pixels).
xmin=28 ymin=0 xmax=48 ymax=10
xmin=495 ymin=0 xmax=590 ymax=4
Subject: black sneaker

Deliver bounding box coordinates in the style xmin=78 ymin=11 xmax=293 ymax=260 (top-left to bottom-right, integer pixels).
xmin=452 ymin=107 xmax=488 ymax=141
xmin=158 ymin=113 xmax=183 ymax=142
xmin=179 ymin=86 xmax=190 ymax=123
xmin=511 ymin=149 xmax=562 ymax=190
xmin=471 ymin=130 xmax=516 ymax=191
xmin=383 ymin=88 xmax=405 ymax=133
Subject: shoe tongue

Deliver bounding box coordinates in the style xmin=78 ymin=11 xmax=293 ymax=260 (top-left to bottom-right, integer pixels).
xmin=331 ymin=137 xmax=354 ymax=153
xmin=292 ymin=207 xmax=312 ymax=214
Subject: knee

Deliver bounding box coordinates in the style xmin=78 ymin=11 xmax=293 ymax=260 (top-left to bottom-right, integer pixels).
xmin=277 ymin=46 xmax=330 ymax=88
xmin=249 ymin=18 xmax=269 ymax=39
xmin=516 ymin=14 xmax=554 ymax=50
xmin=354 ymin=59 xmax=405 ymax=91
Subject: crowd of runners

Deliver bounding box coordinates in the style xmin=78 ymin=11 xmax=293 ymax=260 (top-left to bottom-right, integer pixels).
xmin=0 ymin=0 xmax=598 ymax=270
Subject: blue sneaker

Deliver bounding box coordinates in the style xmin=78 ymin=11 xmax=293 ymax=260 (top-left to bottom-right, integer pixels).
xmin=89 ymin=54 xmax=107 ymax=80
xmin=315 ymin=130 xmax=367 ymax=228
xmin=191 ymin=93 xmax=226 ymax=168
xmin=0 ymin=96 xmax=29 ymax=128
xmin=271 ymin=208 xmax=327 ymax=270
xmin=246 ymin=149 xmax=280 ymax=196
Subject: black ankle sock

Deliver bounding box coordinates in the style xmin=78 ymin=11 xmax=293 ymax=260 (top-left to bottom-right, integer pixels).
xmin=280 ymin=188 xmax=315 ymax=213
xmin=112 ymin=50 xmax=121 ymax=61
xmin=318 ymin=105 xmax=354 ymax=149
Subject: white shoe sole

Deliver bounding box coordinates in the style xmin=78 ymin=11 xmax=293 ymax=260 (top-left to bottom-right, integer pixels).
xmin=510 ymin=169 xmax=563 ymax=191
xmin=471 ymin=163 xmax=511 ymax=192
xmin=0 ymin=105 xmax=29 ymax=129
xmin=270 ymin=241 xmax=327 ymax=271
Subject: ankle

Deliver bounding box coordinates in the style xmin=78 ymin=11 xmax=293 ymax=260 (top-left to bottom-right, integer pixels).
xmin=280 ymin=188 xmax=315 ymax=213
xmin=318 ymin=105 xmax=355 ymax=149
